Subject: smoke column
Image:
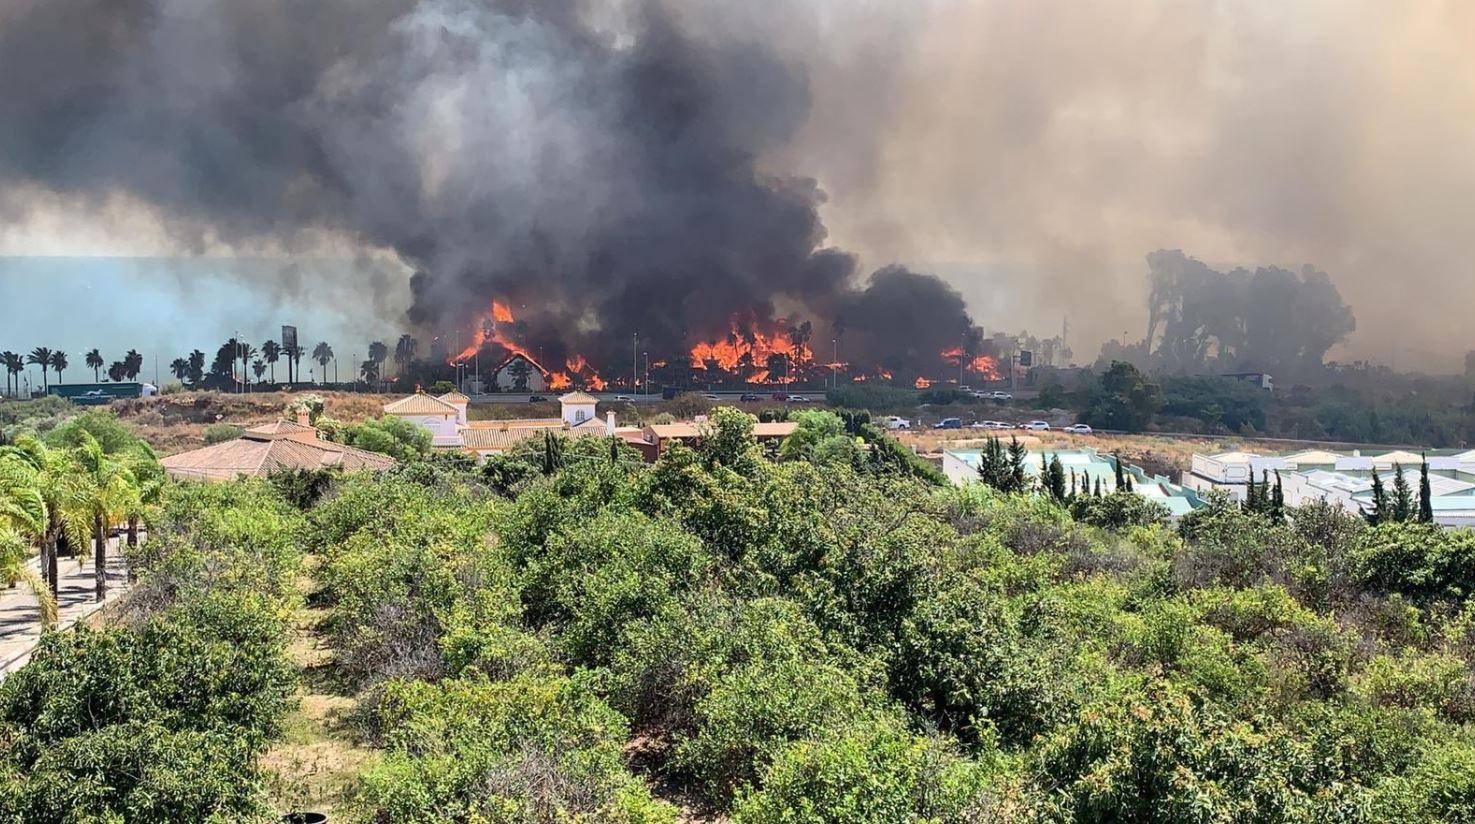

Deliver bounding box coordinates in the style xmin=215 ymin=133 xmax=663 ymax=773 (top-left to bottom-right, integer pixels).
xmin=0 ymin=0 xmax=979 ymax=377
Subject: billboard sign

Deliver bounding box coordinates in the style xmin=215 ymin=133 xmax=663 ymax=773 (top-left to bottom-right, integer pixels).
xmin=281 ymin=325 xmax=298 ymax=351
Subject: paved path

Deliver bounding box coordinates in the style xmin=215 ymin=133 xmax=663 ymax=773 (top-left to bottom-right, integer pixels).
xmin=0 ymin=538 xmax=130 ymax=676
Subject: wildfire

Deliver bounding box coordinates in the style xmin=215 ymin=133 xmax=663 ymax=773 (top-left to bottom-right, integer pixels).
xmin=453 ymin=299 xmax=531 ymax=364
xmin=915 ymin=377 xmax=933 ymax=389
xmin=689 ymin=317 xmax=811 ymax=375
xmin=940 ymin=346 xmax=1001 ymax=380
xmin=455 ymin=299 xmax=605 ymax=390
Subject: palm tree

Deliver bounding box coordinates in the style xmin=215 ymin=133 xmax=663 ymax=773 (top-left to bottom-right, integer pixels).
xmin=0 ymin=451 xmax=58 ymax=625
xmin=313 ymin=342 xmax=333 ymax=385
xmin=237 ymin=342 xmax=257 ymax=389
xmin=123 ymin=349 xmax=143 ymax=381
xmin=68 ymin=432 xmax=137 ymax=602
xmin=26 ymin=347 xmax=52 ymax=392
xmin=261 ymin=339 xmax=282 ymax=383
xmin=170 ymin=357 xmax=190 ymax=382
xmin=48 ymin=350 xmax=67 ymax=386
xmin=0 ymin=352 xmax=19 ymax=397
xmin=107 ymin=361 xmax=127 ymax=383
xmin=0 ymin=436 xmax=87 ymax=607
xmin=284 ymin=343 xmax=305 ymax=384
xmin=394 ymin=334 xmax=418 ymax=377
xmin=359 ymin=359 xmax=380 ymax=384
xmin=368 ymin=341 xmax=389 ymax=390
xmin=252 ymin=359 xmax=266 ymax=383
xmin=187 ymin=349 xmax=206 ymax=386
xmin=85 ymin=348 xmax=104 ymax=382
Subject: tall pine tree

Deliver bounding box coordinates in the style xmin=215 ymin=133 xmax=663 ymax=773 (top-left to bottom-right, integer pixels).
xmin=1366 ymin=467 xmax=1387 ymax=525
xmin=1047 ymin=455 xmax=1068 ymax=501
xmin=1007 ymin=437 xmax=1029 ymax=493
xmin=1419 ymin=456 xmax=1434 ymax=523
xmin=1271 ymin=470 xmax=1285 ymax=521
xmin=1392 ymin=463 xmax=1414 ymax=523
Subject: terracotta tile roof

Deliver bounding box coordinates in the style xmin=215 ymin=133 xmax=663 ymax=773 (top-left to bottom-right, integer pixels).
xmin=161 ymin=435 xmax=393 ymax=481
xmin=243 ymin=419 xmax=320 ymax=442
xmin=752 ymin=422 xmax=800 ymax=437
xmin=437 ymin=390 xmax=470 ymax=404
xmin=645 ymin=420 xmax=798 ymax=440
xmin=559 ymin=391 xmax=600 ymax=405
xmin=459 ymin=426 xmax=560 ymax=452
xmin=384 ymin=393 xmax=459 ymax=415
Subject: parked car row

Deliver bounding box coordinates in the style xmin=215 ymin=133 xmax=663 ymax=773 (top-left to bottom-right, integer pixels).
xmin=930 ymin=419 xmax=1093 ymax=433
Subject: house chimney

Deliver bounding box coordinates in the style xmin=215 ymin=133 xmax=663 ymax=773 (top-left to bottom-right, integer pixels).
xmin=295 ymin=408 xmax=311 ymax=427
xmin=606 ymin=410 xmax=616 ymax=437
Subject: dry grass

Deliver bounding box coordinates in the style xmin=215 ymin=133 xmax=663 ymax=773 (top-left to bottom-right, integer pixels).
xmin=112 ymin=391 xmax=399 ymax=455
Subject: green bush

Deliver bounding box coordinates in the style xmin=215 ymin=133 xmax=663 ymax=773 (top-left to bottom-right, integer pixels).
xmin=202 ymin=421 xmax=243 ymax=444
xmin=354 ymin=673 xmax=675 ymax=823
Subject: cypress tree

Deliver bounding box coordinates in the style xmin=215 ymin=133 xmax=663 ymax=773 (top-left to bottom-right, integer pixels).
xmin=1069 ymin=470 xmax=1078 ymax=500
xmin=1366 ymin=467 xmax=1387 ymax=525
xmin=1041 ymin=452 xmax=1050 ymax=493
xmin=1272 ymin=470 xmax=1285 ymax=521
xmin=1047 ymin=455 xmax=1068 ymax=501
xmin=1392 ymin=463 xmax=1413 ymax=523
xmin=1419 ymin=456 xmax=1434 ymax=523
xmin=1093 ymin=476 xmax=1103 ymax=497
xmin=1113 ymin=453 xmax=1126 ymax=491
xmin=1007 ymin=437 xmax=1028 ymax=493
xmin=1244 ymin=471 xmax=1257 ymax=513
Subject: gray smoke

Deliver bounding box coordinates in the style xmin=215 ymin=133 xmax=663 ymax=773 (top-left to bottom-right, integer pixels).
xmin=0 ymin=0 xmax=979 ymax=376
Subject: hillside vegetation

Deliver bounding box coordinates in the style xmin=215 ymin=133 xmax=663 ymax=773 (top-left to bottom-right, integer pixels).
xmin=3 ymin=407 xmax=1475 ymax=821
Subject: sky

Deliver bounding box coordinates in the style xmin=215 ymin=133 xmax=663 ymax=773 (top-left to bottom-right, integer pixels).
xmin=2 ymin=0 xmax=1474 ymax=374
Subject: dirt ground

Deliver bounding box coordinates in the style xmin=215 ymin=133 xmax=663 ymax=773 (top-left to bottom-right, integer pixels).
xmin=111 ymin=391 xmax=398 ymax=455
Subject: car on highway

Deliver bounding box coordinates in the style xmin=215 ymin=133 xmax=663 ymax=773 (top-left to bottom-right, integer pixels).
xmin=786 ymin=395 xmax=811 ymax=403
xmin=771 ymin=392 xmax=789 ymax=401
xmin=881 ymin=416 xmax=911 ymax=430
xmin=990 ymin=391 xmax=1013 ymax=400
xmin=1063 ymin=423 xmax=1093 ymax=434
xmin=933 ymin=417 xmax=963 ymax=430
xmin=528 ymin=394 xmax=548 ymax=402
xmin=614 ymin=394 xmax=635 ymax=402
xmin=739 ymin=393 xmax=763 ymax=402
xmin=971 ymin=420 xmax=1008 ymax=430
xmin=703 ymin=393 xmax=721 ymax=400
xmin=1019 ymin=420 xmax=1051 ymax=431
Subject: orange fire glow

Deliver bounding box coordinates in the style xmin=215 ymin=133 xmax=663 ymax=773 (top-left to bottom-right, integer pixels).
xmin=492 ymin=300 xmax=515 ymax=324
xmin=548 ymin=372 xmax=572 ymax=390
xmin=454 ymin=300 xmax=531 ymax=364
xmin=689 ymin=318 xmax=811 ymax=374
xmin=915 ymin=377 xmax=933 ymax=389
xmin=939 ymin=346 xmax=1002 ymax=380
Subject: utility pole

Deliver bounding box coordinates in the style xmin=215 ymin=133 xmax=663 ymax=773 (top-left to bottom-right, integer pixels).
xmin=642 ymin=352 xmax=649 ymax=396
xmin=831 ymin=339 xmax=838 ymax=388
xmin=632 ymin=332 xmax=639 ymax=394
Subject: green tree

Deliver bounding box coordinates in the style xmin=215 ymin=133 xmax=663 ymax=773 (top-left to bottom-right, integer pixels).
xmin=169 ymin=357 xmax=189 ymax=383
xmin=508 ymin=356 xmax=532 ymax=392
xmin=394 ymin=333 xmax=418 ymax=377
xmin=1085 ymin=360 xmax=1163 ymax=431
xmin=1419 ymin=457 xmax=1434 ymax=524
xmin=0 ymin=352 xmax=21 ymax=397
xmin=187 ymin=349 xmax=205 ymax=386
xmin=1366 ymin=467 xmax=1387 ymax=525
xmin=47 ymin=351 xmax=66 ymax=386
xmin=312 ymin=341 xmax=333 ymax=384
xmin=1047 ymin=454 xmax=1068 ymax=501
xmin=122 ymin=349 xmax=143 ymax=380
xmin=1392 ymin=463 xmax=1414 ymax=523
xmin=260 ymin=339 xmax=281 ymax=383
xmin=26 ymin=347 xmax=52 ymax=392
xmin=85 ymin=348 xmax=103 ymax=382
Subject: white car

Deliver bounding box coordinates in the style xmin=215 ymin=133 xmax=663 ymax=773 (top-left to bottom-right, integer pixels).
xmin=614 ymin=394 xmax=635 ymax=402
xmin=990 ymin=391 xmax=1013 ymax=400
xmin=1020 ymin=420 xmax=1051 ymax=431
xmin=882 ymin=416 xmax=911 ymax=430
xmin=787 ymin=395 xmax=811 ymax=403
xmin=1063 ymin=423 xmax=1093 ymax=434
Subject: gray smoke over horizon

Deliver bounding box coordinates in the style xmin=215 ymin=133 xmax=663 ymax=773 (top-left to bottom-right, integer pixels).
xmin=0 ymin=0 xmax=984 ymax=379
xmin=3 ymin=1 xmax=1473 ymax=374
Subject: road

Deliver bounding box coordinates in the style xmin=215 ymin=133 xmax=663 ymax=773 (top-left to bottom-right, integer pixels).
xmin=0 ymin=538 xmax=130 ymax=678
xmin=467 ymin=391 xmax=823 ymax=405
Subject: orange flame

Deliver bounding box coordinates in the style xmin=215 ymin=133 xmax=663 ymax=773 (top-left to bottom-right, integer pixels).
xmin=548 ymin=372 xmax=572 ymax=390
xmin=915 ymin=377 xmax=933 ymax=389
xmin=689 ymin=316 xmax=811 ymax=386
xmin=454 ymin=299 xmax=531 ymax=364
xmin=939 ymin=347 xmax=1002 ymax=381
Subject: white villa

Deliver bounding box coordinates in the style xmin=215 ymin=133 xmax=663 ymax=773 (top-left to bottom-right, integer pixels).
xmin=384 ymin=389 xmax=618 ymax=459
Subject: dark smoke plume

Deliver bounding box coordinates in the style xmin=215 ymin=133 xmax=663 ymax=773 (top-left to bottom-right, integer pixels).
xmin=0 ymin=0 xmax=980 ymax=377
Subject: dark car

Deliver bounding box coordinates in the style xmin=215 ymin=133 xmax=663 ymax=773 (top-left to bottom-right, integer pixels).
xmin=771 ymin=392 xmax=789 ymax=401
xmin=739 ymin=393 xmax=762 ymax=402
xmin=933 ymin=417 xmax=963 ymax=429
xmin=528 ymin=394 xmax=548 ymax=402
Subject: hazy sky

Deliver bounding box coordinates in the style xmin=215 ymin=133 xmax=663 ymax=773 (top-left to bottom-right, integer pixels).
xmin=3 ymin=0 xmax=1473 ymax=373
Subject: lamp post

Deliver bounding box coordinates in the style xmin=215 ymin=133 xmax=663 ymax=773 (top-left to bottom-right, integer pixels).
xmin=831 ymin=338 xmax=838 ymax=389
